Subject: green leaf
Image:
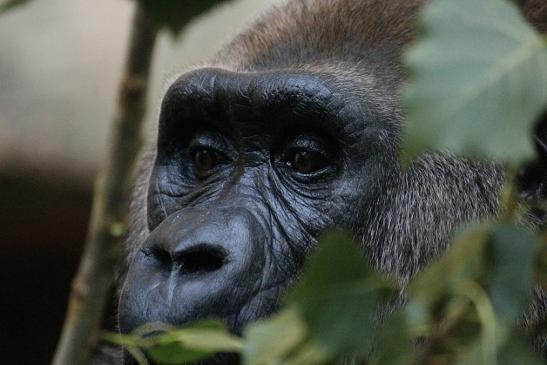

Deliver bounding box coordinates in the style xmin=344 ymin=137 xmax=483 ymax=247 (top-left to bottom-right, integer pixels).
xmin=126 ymin=347 xmax=150 ymax=365
xmin=485 ymin=224 xmax=537 ymax=322
xmin=287 ymin=230 xmax=395 ymax=356
xmin=455 ymin=335 xmax=543 ymax=365
xmin=403 ymin=0 xmax=547 ymax=163
xmin=134 ymin=0 xmax=233 ymax=36
xmin=243 ymin=307 xmax=306 ymax=365
xmin=165 ymin=321 xmax=243 ymax=352
xmin=408 ymin=225 xmax=489 ymax=316
xmin=454 ymin=339 xmax=490 ymax=365
xmin=497 ymin=335 xmax=545 ymax=365
xmin=370 ymin=311 xmax=413 ymax=365
xmin=282 ymin=341 xmax=331 ymax=365
xmin=103 ymin=332 xmax=142 ymax=348
xmin=145 ymin=320 xmax=243 ymax=364
xmin=0 ymin=0 xmax=32 ymax=14
xmin=148 ymin=342 xmax=210 ymax=364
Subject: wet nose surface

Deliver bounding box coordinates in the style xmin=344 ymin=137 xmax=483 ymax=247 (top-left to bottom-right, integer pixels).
xmin=119 ymin=207 xmax=266 ymax=333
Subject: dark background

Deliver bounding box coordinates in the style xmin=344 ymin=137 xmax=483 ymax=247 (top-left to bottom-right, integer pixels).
xmin=1 ymin=169 xmax=92 ymax=364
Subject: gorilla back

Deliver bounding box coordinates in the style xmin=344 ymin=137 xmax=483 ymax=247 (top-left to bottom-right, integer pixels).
xmin=113 ymin=0 xmax=546 ymax=364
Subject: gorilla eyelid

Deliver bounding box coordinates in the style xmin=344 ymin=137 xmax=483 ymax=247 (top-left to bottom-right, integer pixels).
xmin=281 ymin=135 xmax=333 ymax=175
xmin=285 ymin=148 xmax=330 ymax=174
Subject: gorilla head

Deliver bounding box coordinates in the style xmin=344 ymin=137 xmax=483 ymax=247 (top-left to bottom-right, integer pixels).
xmin=115 ymin=0 xmax=544 ymax=362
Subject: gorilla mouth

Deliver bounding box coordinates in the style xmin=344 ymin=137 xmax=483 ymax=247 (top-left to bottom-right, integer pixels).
xmin=121 ymin=282 xmax=287 ymax=365
xmin=225 ymin=279 xmax=287 ymax=333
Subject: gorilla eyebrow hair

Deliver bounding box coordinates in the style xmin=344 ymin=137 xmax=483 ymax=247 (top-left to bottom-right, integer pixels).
xmin=157 ymin=67 xmax=366 ymax=144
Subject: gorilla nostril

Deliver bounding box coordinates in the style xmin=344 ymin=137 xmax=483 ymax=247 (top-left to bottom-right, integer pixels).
xmin=176 ymin=244 xmax=227 ymax=274
xmin=142 ymin=246 xmax=172 ymax=268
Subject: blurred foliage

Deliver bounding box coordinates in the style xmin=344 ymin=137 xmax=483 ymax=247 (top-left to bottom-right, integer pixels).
xmin=402 ymin=0 xmax=547 ymax=163
xmin=0 ymin=0 xmax=232 ymax=32
xmin=103 ymin=0 xmax=547 ymax=363
xmin=133 ymin=0 xmax=233 ymax=36
xmin=107 ymin=232 xmax=396 ymax=365
xmin=109 ymin=222 xmax=544 ymax=365
xmin=0 ymin=0 xmax=32 ymax=14
xmin=105 ymin=321 xmax=243 ymax=364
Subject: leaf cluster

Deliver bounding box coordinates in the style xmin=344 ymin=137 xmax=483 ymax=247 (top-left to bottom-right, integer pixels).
xmin=108 ymin=218 xmax=545 ymax=364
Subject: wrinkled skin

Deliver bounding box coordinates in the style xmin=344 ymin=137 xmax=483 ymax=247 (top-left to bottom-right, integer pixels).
xmin=109 ymin=1 xmax=547 ymax=364
xmin=119 ymin=69 xmax=383 ymax=337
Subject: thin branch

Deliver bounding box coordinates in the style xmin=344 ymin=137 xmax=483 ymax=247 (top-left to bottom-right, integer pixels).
xmin=52 ymin=5 xmax=158 ymax=365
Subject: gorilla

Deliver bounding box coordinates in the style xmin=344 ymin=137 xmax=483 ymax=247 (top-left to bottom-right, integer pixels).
xmin=106 ymin=0 xmax=547 ymax=363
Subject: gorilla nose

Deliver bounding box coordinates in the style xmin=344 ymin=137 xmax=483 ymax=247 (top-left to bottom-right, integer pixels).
xmin=119 ymin=207 xmax=266 ymax=332
xmin=147 ymin=243 xmax=228 ymax=275
xmin=141 ymin=207 xmax=257 ymax=277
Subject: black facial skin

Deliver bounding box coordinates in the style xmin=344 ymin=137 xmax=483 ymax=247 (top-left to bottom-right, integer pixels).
xmin=118 ymin=69 xmax=392 ymax=344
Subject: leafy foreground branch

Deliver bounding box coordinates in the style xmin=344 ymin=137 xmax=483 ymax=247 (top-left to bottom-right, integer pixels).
xmin=52 ymin=5 xmax=158 ymax=365
xmin=107 ymin=172 xmax=547 ymax=365
xmin=106 ymin=231 xmax=396 ymax=365
xmin=106 ymin=180 xmax=544 ymax=365
xmin=108 ymin=221 xmax=545 ymax=365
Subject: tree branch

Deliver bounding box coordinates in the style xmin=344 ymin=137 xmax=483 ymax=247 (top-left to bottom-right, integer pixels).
xmin=52 ymin=5 xmax=158 ymax=365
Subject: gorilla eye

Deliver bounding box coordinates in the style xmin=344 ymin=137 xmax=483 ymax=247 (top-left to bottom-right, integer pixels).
xmin=281 ymin=135 xmax=332 ymax=175
xmin=287 ymin=149 xmax=329 ymax=174
xmin=191 ymin=148 xmax=222 ymax=173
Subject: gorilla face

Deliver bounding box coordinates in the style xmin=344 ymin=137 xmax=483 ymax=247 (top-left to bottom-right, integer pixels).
xmin=118 ymin=68 xmax=397 ymax=337
xmin=115 ymin=0 xmax=518 ymax=363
